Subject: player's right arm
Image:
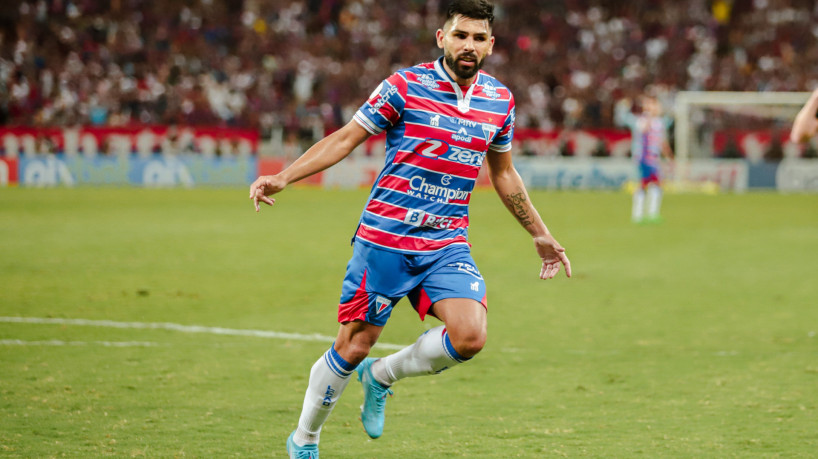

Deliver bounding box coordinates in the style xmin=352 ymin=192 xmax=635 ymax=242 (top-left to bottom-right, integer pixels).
xmin=249 ymin=120 xmax=371 ymax=212
xmin=251 ymin=72 xmax=406 ymax=212
xmin=790 ymin=88 xmax=818 ymax=143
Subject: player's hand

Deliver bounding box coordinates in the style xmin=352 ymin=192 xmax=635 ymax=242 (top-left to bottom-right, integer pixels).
xmin=249 ymin=174 xmax=287 ymax=212
xmin=533 ymin=234 xmax=571 ymax=280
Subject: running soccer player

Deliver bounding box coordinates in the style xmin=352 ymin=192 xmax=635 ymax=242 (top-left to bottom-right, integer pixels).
xmin=616 ymin=94 xmax=674 ymax=224
xmin=248 ymin=1 xmax=571 ymax=457
xmin=790 ymin=88 xmax=818 ymax=143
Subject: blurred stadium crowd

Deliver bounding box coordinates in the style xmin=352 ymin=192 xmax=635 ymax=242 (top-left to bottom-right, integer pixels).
xmin=1 ymin=0 xmax=817 ymax=143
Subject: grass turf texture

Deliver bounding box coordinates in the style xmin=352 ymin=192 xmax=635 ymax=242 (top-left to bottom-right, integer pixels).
xmin=1 ymin=187 xmax=816 ymax=458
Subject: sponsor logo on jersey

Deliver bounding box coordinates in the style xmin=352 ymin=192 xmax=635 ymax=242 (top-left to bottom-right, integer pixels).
xmin=411 ymin=139 xmax=486 ymax=167
xmin=419 ymin=73 xmax=438 ymax=89
xmin=368 ymin=85 xmax=398 ymax=114
xmin=449 ymin=117 xmax=479 ymax=128
xmin=482 ymin=81 xmax=500 ymax=100
xmin=403 ymin=209 xmax=455 ymax=229
xmin=430 ymin=114 xmax=440 ymax=127
xmin=452 ymin=127 xmax=472 ymax=143
xmin=408 ymin=176 xmax=470 ymax=203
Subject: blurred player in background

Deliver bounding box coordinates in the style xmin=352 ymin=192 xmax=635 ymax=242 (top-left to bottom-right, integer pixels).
xmin=248 ymin=1 xmax=571 ymax=457
xmin=616 ymin=93 xmax=674 ymax=224
xmin=790 ymin=88 xmax=818 ymax=143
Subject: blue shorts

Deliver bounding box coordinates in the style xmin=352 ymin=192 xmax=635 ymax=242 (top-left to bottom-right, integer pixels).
xmin=337 ymin=241 xmax=487 ymax=326
xmin=639 ymin=163 xmax=661 ymax=186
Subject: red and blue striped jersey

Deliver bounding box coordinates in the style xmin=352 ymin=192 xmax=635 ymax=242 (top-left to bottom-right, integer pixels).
xmin=352 ymin=57 xmax=516 ymax=254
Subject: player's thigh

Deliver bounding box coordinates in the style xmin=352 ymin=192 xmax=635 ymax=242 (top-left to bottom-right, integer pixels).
xmin=431 ymin=297 xmax=487 ymax=336
xmin=338 ymin=243 xmax=413 ymax=326
xmin=408 ymin=250 xmax=487 ymax=322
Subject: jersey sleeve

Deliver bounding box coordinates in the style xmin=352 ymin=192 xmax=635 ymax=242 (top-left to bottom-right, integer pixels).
xmin=489 ymin=95 xmax=515 ymax=153
xmin=614 ymin=102 xmax=637 ymax=129
xmin=353 ymin=73 xmax=408 ymax=135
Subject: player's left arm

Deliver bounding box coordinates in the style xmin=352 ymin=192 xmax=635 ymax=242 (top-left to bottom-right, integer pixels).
xmin=662 ymin=117 xmax=675 ymax=160
xmin=661 ymin=139 xmax=674 ymax=161
xmin=790 ymin=88 xmax=818 ymax=143
xmin=486 ymin=150 xmax=571 ymax=280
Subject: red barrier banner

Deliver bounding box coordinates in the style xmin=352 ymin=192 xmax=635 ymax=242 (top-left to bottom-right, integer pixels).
xmin=712 ymin=129 xmax=793 ymax=160
xmin=0 ymin=157 xmax=18 ymax=186
xmin=0 ymin=126 xmax=259 ymax=157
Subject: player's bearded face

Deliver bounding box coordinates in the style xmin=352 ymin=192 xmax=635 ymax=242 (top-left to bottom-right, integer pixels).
xmin=438 ymin=16 xmax=494 ymax=82
xmin=444 ymin=49 xmax=484 ymax=80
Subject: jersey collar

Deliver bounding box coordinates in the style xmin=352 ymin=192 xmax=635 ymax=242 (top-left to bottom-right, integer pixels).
xmin=434 ymin=56 xmax=478 ymax=114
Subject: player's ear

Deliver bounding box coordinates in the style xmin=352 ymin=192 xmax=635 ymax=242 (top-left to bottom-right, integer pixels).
xmin=487 ymin=36 xmax=495 ymax=55
xmin=436 ymin=28 xmax=445 ymax=49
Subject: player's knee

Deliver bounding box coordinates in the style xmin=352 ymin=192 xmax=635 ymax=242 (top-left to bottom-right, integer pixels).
xmin=451 ymin=330 xmax=486 ymax=359
xmin=334 ymin=340 xmax=371 ymax=366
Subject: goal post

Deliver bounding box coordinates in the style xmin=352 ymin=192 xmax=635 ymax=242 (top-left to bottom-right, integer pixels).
xmin=673 ymin=91 xmax=812 ymax=161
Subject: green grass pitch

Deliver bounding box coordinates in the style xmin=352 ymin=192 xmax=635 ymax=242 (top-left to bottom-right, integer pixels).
xmin=1 ymin=186 xmax=816 ymax=457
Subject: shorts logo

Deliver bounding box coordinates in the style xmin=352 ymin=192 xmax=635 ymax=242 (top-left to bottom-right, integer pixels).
xmin=449 ymin=262 xmax=483 ymax=280
xmin=375 ymin=295 xmax=392 ymax=315
xmin=470 ymin=281 xmax=479 ymax=292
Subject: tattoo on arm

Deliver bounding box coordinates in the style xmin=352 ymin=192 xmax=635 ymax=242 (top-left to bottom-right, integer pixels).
xmin=506 ymin=191 xmax=534 ymax=227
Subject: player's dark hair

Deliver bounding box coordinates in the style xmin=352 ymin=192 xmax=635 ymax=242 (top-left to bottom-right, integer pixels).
xmin=445 ymin=0 xmax=495 ymax=26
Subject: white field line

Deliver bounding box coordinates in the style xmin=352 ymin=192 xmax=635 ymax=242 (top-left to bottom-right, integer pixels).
xmin=0 ymin=316 xmax=407 ymax=351
xmin=0 ymin=339 xmax=158 ymax=347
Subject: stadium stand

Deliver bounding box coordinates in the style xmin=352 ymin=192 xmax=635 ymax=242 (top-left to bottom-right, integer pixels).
xmin=1 ymin=0 xmax=817 ymax=145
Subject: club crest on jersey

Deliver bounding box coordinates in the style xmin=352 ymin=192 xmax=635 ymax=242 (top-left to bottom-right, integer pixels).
xmin=481 ymin=123 xmax=498 ymax=144
xmin=419 ymin=73 xmax=438 ymax=89
xmin=375 ymin=295 xmax=392 ymax=315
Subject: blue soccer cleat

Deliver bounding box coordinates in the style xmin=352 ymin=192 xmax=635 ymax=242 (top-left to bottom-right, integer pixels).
xmin=286 ymin=431 xmax=319 ymax=459
xmin=356 ymin=357 xmax=393 ymax=439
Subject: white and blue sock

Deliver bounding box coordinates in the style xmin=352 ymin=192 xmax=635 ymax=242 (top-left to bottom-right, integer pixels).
xmin=371 ymin=325 xmax=470 ymax=386
xmin=293 ymin=344 xmax=355 ymax=446
xmin=632 ymin=188 xmax=646 ymax=222
xmin=647 ymin=184 xmax=662 ymax=218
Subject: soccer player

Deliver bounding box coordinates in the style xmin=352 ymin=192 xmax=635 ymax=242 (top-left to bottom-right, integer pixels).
xmin=616 ymin=94 xmax=674 ymax=224
xmin=790 ymin=88 xmax=818 ymax=143
xmin=248 ymin=1 xmax=571 ymax=457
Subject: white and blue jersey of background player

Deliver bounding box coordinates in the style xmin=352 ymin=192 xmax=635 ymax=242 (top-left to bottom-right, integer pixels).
xmin=620 ymin=111 xmax=672 ymax=187
xmin=338 ymin=56 xmax=515 ymax=327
